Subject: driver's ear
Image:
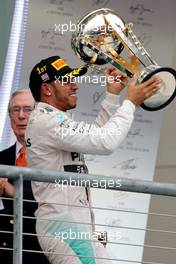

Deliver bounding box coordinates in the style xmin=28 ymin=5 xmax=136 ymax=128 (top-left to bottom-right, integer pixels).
xmin=41 ymin=83 xmax=52 ymax=97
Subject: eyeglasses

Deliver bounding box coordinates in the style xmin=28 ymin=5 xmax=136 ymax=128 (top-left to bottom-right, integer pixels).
xmin=9 ymin=106 xmax=34 ymax=115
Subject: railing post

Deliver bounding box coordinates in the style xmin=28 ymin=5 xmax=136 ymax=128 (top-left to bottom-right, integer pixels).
xmin=13 ymin=175 xmax=23 ymax=264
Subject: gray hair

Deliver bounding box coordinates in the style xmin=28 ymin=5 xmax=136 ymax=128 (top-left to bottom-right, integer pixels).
xmin=8 ymin=89 xmax=34 ymax=112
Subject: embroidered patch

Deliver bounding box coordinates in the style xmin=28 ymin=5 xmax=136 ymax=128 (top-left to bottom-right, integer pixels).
xmin=51 ymin=59 xmax=67 ymax=71
xmin=64 ymin=68 xmax=82 ymax=77
xmin=55 ymin=113 xmax=65 ymax=122
xmin=44 ymin=107 xmax=53 ymax=112
xmin=41 ymin=73 xmax=50 ymax=82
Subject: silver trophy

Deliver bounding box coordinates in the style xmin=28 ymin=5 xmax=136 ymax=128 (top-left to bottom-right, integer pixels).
xmin=71 ymin=8 xmax=176 ymax=111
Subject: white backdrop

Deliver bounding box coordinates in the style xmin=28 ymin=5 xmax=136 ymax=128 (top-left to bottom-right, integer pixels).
xmin=19 ymin=0 xmax=176 ymax=262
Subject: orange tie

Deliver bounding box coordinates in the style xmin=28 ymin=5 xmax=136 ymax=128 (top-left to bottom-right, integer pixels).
xmin=16 ymin=146 xmax=27 ymax=167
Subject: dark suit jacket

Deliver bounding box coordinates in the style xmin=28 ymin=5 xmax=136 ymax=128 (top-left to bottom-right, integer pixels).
xmin=0 ymin=144 xmax=50 ymax=263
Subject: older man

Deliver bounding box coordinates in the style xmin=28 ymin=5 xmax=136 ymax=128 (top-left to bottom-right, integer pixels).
xmin=0 ymin=89 xmax=50 ymax=263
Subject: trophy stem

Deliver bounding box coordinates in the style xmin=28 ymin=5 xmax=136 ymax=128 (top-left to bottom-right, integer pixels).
xmin=80 ymin=38 xmax=133 ymax=77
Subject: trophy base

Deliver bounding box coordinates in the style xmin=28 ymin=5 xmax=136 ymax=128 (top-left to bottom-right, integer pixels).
xmin=138 ymin=65 xmax=176 ymax=111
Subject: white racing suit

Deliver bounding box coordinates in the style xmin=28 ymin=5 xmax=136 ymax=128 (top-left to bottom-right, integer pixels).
xmin=25 ymin=92 xmax=135 ymax=264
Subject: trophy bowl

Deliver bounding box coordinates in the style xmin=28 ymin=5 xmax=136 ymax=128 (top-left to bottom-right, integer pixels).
xmin=71 ymin=8 xmax=176 ymax=111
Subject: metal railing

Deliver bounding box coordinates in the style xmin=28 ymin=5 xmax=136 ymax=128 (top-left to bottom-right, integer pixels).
xmin=1 ymin=164 xmax=176 ymax=264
